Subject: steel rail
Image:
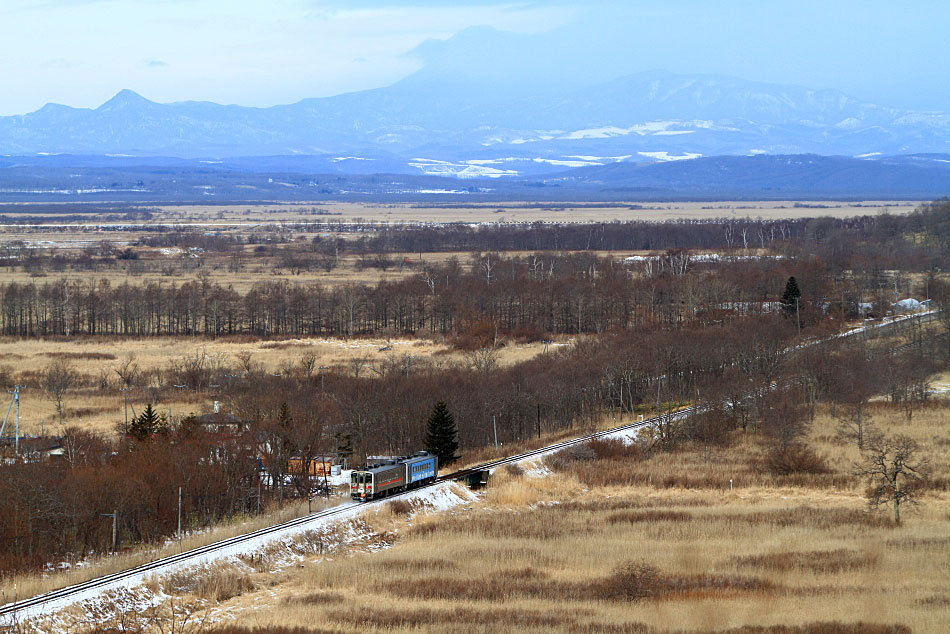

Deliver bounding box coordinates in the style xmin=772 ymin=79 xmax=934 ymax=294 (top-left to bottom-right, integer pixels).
xmin=0 ymin=403 xmax=694 ymax=620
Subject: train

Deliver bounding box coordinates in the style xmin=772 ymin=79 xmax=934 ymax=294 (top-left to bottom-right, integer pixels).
xmin=350 ymin=451 xmax=438 ymax=501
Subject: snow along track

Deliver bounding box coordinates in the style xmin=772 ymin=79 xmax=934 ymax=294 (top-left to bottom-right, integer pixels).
xmin=0 ymin=404 xmax=695 ymax=624
xmin=0 ymin=309 xmax=938 ymax=624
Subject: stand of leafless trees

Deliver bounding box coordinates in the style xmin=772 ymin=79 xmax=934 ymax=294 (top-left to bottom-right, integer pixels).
xmin=0 ymin=201 xmax=948 ymax=577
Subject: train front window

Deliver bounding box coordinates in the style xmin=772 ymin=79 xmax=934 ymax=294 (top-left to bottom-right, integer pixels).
xmin=351 ymin=473 xmax=357 ymax=486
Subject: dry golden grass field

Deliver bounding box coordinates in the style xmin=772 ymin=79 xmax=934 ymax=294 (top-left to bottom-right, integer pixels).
xmin=0 ymin=200 xmax=920 ymax=294
xmin=0 ymin=200 xmax=919 ymax=225
xmin=59 ymin=398 xmax=942 ymax=634
xmin=0 ymin=249 xmax=569 ymax=291
xmin=0 ymin=334 xmax=563 ymax=436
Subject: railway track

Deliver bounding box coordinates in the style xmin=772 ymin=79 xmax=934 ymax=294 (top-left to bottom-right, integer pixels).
xmin=0 ymin=404 xmax=693 ymax=622
xmin=0 ymin=309 xmax=938 ymax=622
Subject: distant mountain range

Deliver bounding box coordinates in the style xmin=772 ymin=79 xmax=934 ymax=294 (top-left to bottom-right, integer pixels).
xmin=2 ymin=69 xmax=950 ymax=181
xmin=1 ymin=154 xmax=947 ymax=202
xmin=2 ymin=55 xmax=949 ymax=202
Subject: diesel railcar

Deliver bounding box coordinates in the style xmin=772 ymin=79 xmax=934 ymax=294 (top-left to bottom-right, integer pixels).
xmin=350 ymin=451 xmax=438 ymax=501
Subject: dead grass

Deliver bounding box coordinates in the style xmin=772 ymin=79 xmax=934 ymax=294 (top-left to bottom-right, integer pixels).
xmin=606 ymin=510 xmax=694 ymax=523
xmin=730 ymin=507 xmax=896 ymax=529
xmin=160 ymin=563 xmax=256 ymax=602
xmin=12 ymin=385 xmax=949 ymax=633
xmin=731 ymin=549 xmax=880 ymax=574
xmin=0 ymin=334 xmax=555 ymax=434
xmin=281 ymin=591 xmax=346 ymax=607
xmin=0 ymin=495 xmax=337 ymax=607
xmin=196 ymin=399 xmax=950 ymax=634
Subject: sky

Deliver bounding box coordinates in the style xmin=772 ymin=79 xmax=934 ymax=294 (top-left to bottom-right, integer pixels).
xmin=0 ymin=0 xmax=947 ymax=116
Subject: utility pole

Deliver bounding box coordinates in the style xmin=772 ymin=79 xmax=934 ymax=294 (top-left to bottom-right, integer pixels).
xmin=795 ymin=297 xmax=801 ymax=336
xmin=101 ymin=510 xmax=118 ymax=553
xmin=1 ymin=387 xmax=16 ymax=448
xmin=6 ymin=385 xmax=24 ymax=455
xmin=319 ymin=366 xmax=329 ymax=392
xmin=177 ymin=487 xmax=182 ymax=543
xmin=492 ymin=415 xmax=498 ymax=448
xmin=120 ymin=387 xmax=130 ymax=434
xmin=536 ymin=403 xmax=541 ymax=439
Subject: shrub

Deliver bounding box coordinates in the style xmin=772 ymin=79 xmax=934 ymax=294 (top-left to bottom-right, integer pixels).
xmin=546 ymin=443 xmax=598 ymax=470
xmin=600 ymin=561 xmax=663 ymax=600
xmin=386 ymin=499 xmax=412 ymax=516
xmin=504 ymin=463 xmax=525 ymax=477
xmin=763 ymin=443 xmax=831 ymax=476
xmin=588 ymin=437 xmax=643 ymax=460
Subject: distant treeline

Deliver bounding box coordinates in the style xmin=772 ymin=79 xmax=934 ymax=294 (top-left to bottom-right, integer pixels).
xmin=0 ymin=253 xmax=827 ymax=337
xmin=1 ymin=294 xmax=944 ymax=573
xmin=356 ymin=201 xmax=950 ymax=259
xmin=3 ymin=202 xmax=950 ymax=338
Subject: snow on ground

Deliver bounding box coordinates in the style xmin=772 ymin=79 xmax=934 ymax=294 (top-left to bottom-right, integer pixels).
xmin=637 ymin=151 xmax=702 ymax=161
xmin=623 ymin=253 xmax=784 ymax=263
xmin=561 ymin=120 xmax=712 ymax=140
xmin=565 ymin=154 xmax=632 ymax=162
xmin=519 ymin=458 xmax=553 ymax=479
xmin=325 ymin=469 xmax=351 ymax=487
xmin=930 ymin=383 xmax=950 ymax=396
xmin=1 ymin=482 xmax=476 ymax=628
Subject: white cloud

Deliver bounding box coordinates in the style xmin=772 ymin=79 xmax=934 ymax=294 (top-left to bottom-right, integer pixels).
xmin=0 ymin=0 xmax=568 ymax=114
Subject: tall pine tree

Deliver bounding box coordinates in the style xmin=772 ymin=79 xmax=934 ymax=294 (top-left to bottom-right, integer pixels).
xmin=424 ymin=401 xmax=459 ymax=467
xmin=781 ymin=276 xmax=801 ymax=315
xmin=128 ymin=403 xmax=168 ymax=441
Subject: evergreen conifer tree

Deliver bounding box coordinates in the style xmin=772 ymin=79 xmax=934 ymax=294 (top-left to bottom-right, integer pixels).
xmin=335 ymin=432 xmax=353 ymax=465
xmin=781 ymin=276 xmax=802 ymax=314
xmin=128 ymin=403 xmax=168 ymax=441
xmin=424 ymin=401 xmax=459 ymax=467
xmin=277 ymin=402 xmax=293 ymax=428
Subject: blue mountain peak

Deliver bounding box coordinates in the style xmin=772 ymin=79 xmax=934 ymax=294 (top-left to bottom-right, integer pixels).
xmin=98 ymin=89 xmax=153 ymax=111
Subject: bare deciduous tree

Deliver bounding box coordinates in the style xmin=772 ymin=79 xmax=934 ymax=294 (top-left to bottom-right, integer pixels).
xmin=114 ymin=352 xmax=139 ymax=390
xmin=42 ymin=359 xmax=77 ymax=425
xmin=760 ymin=388 xmax=809 ymax=448
xmin=234 ymin=350 xmax=254 ymax=375
xmin=835 ymin=399 xmax=879 ymax=450
xmin=299 ymin=352 xmax=318 ymax=379
xmin=855 ymin=434 xmax=929 ymax=523
xmin=350 ymin=353 xmax=370 ymax=378
xmin=465 ymin=347 xmax=499 ymax=375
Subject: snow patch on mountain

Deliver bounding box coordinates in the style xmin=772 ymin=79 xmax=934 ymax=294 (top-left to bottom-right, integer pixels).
xmin=409 ymin=158 xmax=517 ymax=179
xmin=638 ymin=151 xmax=702 ymax=162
